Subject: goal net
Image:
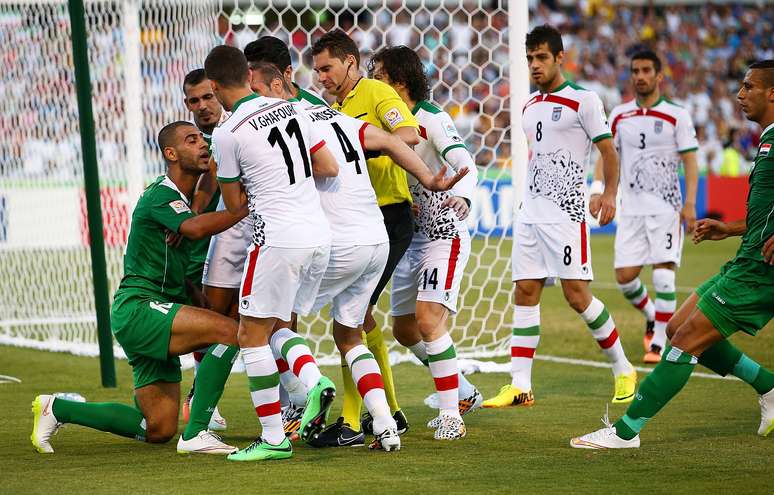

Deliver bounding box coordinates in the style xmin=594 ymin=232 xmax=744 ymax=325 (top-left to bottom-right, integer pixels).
xmin=0 ymin=0 xmax=522 ymax=365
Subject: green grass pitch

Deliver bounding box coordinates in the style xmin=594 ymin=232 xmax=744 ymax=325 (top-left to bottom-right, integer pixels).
xmin=1 ymin=235 xmax=772 ymax=494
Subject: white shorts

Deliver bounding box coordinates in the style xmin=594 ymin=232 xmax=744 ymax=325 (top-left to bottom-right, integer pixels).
xmin=614 ymin=212 xmax=683 ymax=268
xmin=311 ymin=243 xmax=389 ymax=328
xmin=202 ymin=218 xmax=252 ymax=289
xmin=390 ymin=233 xmax=471 ymax=317
xmin=238 ymin=244 xmax=330 ymax=321
xmin=511 ymin=221 xmax=593 ymax=281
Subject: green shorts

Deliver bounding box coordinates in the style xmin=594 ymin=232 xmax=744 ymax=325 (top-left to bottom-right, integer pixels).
xmin=696 ymin=258 xmax=774 ymax=338
xmin=111 ymin=290 xmax=183 ymax=389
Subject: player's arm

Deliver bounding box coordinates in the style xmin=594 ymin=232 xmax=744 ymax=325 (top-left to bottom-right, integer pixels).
xmin=426 ymin=112 xmax=477 ymax=219
xmin=178 ymin=206 xmax=247 ymax=240
xmin=373 ymin=85 xmax=420 ymax=145
xmin=362 ymin=123 xmax=467 ymax=191
xmin=310 ymin=142 xmax=339 ymax=178
xmin=692 ymin=218 xmax=746 ymax=244
xmin=680 ymin=150 xmax=699 ymax=233
xmin=393 ymin=126 xmax=419 ymax=146
xmin=191 ymin=158 xmax=218 ymax=213
xmin=592 ymin=137 xmax=619 ymax=226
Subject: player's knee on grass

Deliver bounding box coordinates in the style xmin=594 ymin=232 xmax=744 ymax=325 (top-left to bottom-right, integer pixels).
xmin=392 ymin=314 xmax=420 ymax=347
xmin=144 ymin=414 xmax=178 ymax=443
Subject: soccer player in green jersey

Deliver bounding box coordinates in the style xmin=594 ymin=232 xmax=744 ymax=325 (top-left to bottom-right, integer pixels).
xmin=31 ymin=121 xmax=248 ymax=455
xmin=572 ymin=60 xmax=774 ymax=449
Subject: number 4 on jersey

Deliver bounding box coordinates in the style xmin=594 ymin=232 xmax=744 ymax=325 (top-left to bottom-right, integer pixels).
xmin=331 ymin=122 xmax=362 ymax=174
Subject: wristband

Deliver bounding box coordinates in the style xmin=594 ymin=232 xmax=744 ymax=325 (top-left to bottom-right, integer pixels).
xmin=589 ymin=180 xmax=604 ymax=196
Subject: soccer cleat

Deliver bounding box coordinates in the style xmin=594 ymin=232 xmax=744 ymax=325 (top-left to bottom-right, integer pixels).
xmin=643 ymin=345 xmax=662 ymax=364
xmin=612 ymin=370 xmax=637 ymax=404
xmin=299 ymin=375 xmax=336 ymax=442
xmin=208 ymin=406 xmax=227 ymax=431
xmin=176 ymin=430 xmax=237 ymax=455
xmin=433 ymin=415 xmax=466 ymax=440
xmin=758 ymin=388 xmax=774 ymax=437
xmin=31 ymin=395 xmax=61 ymax=454
xmin=643 ymin=320 xmax=655 ymax=352
xmin=281 ymin=403 xmax=304 ymax=439
xmin=570 ymin=412 xmax=640 ymax=449
xmin=362 ymin=409 xmax=410 ymax=436
xmin=427 ymin=389 xmax=485 ymax=428
xmin=369 ymin=425 xmax=401 ymax=452
xmin=227 ymin=437 xmax=293 ymax=461
xmin=182 ymin=386 xmax=194 ymax=423
xmin=481 ymin=385 xmax=534 ymax=408
xmin=307 ymin=417 xmax=365 ymax=448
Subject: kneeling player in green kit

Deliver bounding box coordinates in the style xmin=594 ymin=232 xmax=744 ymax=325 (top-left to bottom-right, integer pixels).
xmin=31 ymin=121 xmax=248 ymax=455
xmin=571 ymin=60 xmax=774 ymax=449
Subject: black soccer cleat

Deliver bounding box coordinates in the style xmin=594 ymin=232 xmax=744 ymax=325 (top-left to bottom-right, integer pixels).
xmin=307 ymin=417 xmax=365 ymax=448
xmin=361 ymin=409 xmax=409 ymax=436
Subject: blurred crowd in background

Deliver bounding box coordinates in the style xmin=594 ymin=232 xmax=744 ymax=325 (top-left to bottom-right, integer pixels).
xmin=1 ymin=1 xmax=772 ymax=182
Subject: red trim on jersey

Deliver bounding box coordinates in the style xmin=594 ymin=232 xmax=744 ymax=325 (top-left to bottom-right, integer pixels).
xmin=358 ymin=122 xmax=369 ymax=150
xmin=255 ymin=401 xmax=281 ymax=417
xmin=444 ymin=237 xmax=461 ymax=290
xmin=433 ymin=374 xmax=459 ymax=392
xmin=241 ymin=245 xmax=260 ymax=297
xmin=635 ymin=295 xmax=650 ymax=310
xmin=292 ymin=354 xmax=316 ymax=376
xmin=193 ymin=351 xmax=205 ymax=363
xmin=275 ymin=358 xmax=290 ymax=373
xmin=611 ymin=108 xmax=677 ymax=136
xmin=419 ymin=125 xmax=428 ymax=140
xmin=580 ymin=221 xmax=588 ymax=265
xmin=310 ymin=140 xmax=326 ymax=154
xmin=597 ymin=329 xmax=620 ymax=349
xmin=511 ymin=346 xmax=536 ymax=358
xmin=655 ymin=311 xmax=673 ymax=323
xmin=523 ymin=93 xmax=580 ymax=113
xmin=356 ymin=373 xmax=385 ymax=397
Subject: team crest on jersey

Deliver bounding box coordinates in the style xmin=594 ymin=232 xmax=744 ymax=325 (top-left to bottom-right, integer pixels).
xmin=384 ymin=107 xmax=404 ymax=128
xmin=168 ymin=200 xmax=190 ymax=214
xmin=759 ymin=143 xmax=771 ymax=157
xmin=654 ymin=120 xmax=663 ymax=134
xmin=552 ymin=106 xmax=562 ymax=121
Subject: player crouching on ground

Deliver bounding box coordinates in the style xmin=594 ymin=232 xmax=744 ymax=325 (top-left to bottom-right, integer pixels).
xmin=32 ymin=122 xmax=249 ymax=455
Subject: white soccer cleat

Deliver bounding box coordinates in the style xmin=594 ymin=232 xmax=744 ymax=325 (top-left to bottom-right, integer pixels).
xmin=369 ymin=425 xmax=401 ymax=452
xmin=433 ymin=415 xmax=466 ymax=440
xmin=570 ymin=412 xmax=640 ymax=450
xmin=176 ymin=430 xmax=237 ymax=455
xmin=758 ymin=388 xmax=774 ymax=437
xmin=31 ymin=394 xmax=61 ymax=454
xmin=425 ymin=389 xmax=484 ymax=427
xmin=208 ymin=406 xmax=227 ymax=431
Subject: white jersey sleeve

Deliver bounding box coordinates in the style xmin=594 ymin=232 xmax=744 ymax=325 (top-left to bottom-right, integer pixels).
xmin=425 ymin=111 xmax=477 ymax=200
xmin=212 ymin=127 xmax=240 ymax=182
xmin=675 ymin=108 xmax=699 ymax=153
xmin=578 ymin=91 xmax=613 ymax=144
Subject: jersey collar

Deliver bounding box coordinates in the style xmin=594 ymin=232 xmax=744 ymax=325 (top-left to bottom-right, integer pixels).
xmin=541 ymin=80 xmax=570 ymax=95
xmin=337 ymin=77 xmax=364 ymax=106
xmin=761 ymin=121 xmax=774 ymax=141
xmin=411 ymin=100 xmax=424 ymax=115
xmin=160 ymin=175 xmax=191 ymax=204
xmin=635 ymin=95 xmax=666 ymax=109
xmin=231 ymin=92 xmax=259 ymax=113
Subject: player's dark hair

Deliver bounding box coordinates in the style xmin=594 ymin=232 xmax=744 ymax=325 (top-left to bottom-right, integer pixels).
xmin=525 ymin=24 xmax=563 ymax=56
xmin=204 ymin=45 xmax=248 ymax=88
xmin=182 ymin=68 xmax=207 ymax=94
xmin=749 ymin=60 xmax=774 ymax=88
xmin=630 ymin=50 xmax=662 ymax=73
xmin=368 ymin=46 xmax=429 ymax=103
xmin=312 ymin=29 xmax=359 ymax=66
xmin=157 ymin=121 xmax=194 ymax=161
xmin=244 ymin=36 xmax=292 ymax=72
xmin=251 ymin=61 xmax=293 ymax=95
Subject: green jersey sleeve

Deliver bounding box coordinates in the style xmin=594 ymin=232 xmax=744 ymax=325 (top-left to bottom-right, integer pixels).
xmin=149 ymin=188 xmax=195 ymax=233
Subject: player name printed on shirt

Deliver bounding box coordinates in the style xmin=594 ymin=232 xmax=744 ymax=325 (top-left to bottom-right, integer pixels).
xmin=213 ymin=95 xmax=331 ymax=248
xmin=609 ymin=97 xmax=698 ymax=216
xmin=520 ymin=82 xmax=612 ymax=224
xmin=305 ymin=104 xmax=388 ymax=247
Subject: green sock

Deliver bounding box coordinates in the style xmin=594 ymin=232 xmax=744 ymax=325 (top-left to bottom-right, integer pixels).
xmin=699 ymin=340 xmax=774 ymax=395
xmin=733 ymin=354 xmax=774 ymax=395
xmin=182 ymin=344 xmax=239 ymax=440
xmin=614 ymin=345 xmax=697 ymax=440
xmin=52 ymin=398 xmax=147 ymax=441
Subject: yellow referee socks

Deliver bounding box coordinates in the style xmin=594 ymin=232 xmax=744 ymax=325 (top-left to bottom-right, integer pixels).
xmin=366 ymin=327 xmax=401 ymax=414
xmin=340 ymin=353 xmax=363 ymax=431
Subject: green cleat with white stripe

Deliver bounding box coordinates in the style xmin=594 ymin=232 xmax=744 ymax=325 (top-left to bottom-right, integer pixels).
xmin=227 ymin=437 xmax=293 ymax=461
xmin=300 ymin=376 xmax=336 ymax=442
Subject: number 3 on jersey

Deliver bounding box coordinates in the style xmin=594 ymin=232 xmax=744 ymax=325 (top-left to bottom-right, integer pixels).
xmin=268 ymin=118 xmax=312 ymax=185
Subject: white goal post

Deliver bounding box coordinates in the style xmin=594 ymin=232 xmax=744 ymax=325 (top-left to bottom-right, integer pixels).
xmin=0 ymin=0 xmax=528 ymax=365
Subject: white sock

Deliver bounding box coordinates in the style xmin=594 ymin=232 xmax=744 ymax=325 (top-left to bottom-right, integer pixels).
xmin=580 ymin=297 xmax=632 ymax=376
xmin=242 ymin=346 xmax=284 ymax=445
xmin=652 ymin=268 xmax=676 ymax=351
xmin=345 ymin=345 xmax=393 ymax=434
xmin=511 ymin=304 xmax=540 ymax=391
xmin=409 ymin=340 xmax=475 ymax=398
xmin=270 ymin=327 xmax=321 ymax=391
xmin=617 ymin=278 xmax=655 ymax=322
xmin=270 ymin=344 xmax=307 ymax=406
xmin=425 ymin=333 xmax=460 ymax=419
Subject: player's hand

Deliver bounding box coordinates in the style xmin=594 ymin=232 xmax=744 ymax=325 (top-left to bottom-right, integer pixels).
xmin=762 ymin=234 xmax=774 ymax=264
xmin=165 ymin=230 xmax=184 ymax=247
xmin=681 ymin=202 xmax=697 ymax=234
xmin=595 ymin=191 xmax=616 ymax=226
xmin=692 ymin=218 xmax=729 ymax=244
xmin=423 ymin=165 xmax=469 ymax=192
xmin=411 ymin=203 xmax=420 ymax=218
xmin=589 ymin=194 xmax=602 ymax=219
xmin=442 ymin=196 xmax=470 ymax=221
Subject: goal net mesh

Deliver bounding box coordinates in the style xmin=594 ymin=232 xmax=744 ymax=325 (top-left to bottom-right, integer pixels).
xmin=0 ymin=0 xmax=514 ymax=364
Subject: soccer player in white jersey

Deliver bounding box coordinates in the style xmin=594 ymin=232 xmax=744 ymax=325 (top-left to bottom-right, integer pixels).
xmin=593 ymin=50 xmax=698 ymax=363
xmin=484 ymin=25 xmax=637 ymax=408
xmin=205 ymin=45 xmax=339 ymax=462
xmin=251 ymin=62 xmax=470 ymax=446
xmin=369 ymin=46 xmax=482 ymax=439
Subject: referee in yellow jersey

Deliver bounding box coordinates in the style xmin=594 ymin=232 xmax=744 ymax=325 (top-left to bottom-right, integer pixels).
xmin=309 ymin=29 xmax=419 ymax=446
